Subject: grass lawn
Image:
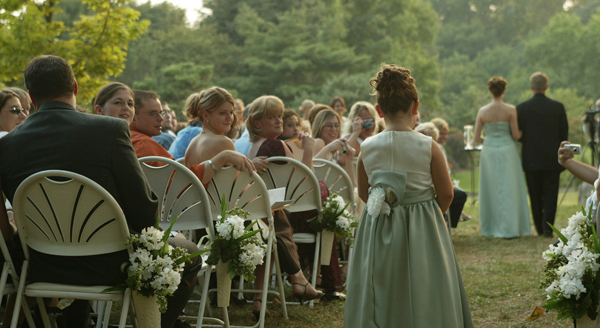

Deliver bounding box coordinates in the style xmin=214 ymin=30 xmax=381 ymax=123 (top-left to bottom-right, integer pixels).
xmin=177 ymin=190 xmax=583 ymax=328
xmin=452 ymin=193 xmax=578 ymax=328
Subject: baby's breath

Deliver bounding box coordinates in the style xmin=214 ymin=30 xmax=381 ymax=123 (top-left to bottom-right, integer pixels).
xmin=309 ymin=191 xmax=357 ymax=246
xmin=206 ymin=205 xmax=266 ymax=282
xmin=541 ymin=208 xmax=600 ymax=321
xmin=124 ymin=226 xmax=192 ymax=313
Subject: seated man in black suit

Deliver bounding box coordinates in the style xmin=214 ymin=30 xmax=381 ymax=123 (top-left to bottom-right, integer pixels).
xmin=0 ymin=55 xmax=199 ymax=328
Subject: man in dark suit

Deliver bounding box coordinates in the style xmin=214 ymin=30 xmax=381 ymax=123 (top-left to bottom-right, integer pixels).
xmin=0 ymin=55 xmax=197 ymax=328
xmin=517 ymin=72 xmax=568 ymax=238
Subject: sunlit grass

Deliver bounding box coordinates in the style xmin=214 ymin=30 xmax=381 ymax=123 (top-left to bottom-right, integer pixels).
xmin=453 ymin=191 xmax=580 ymax=328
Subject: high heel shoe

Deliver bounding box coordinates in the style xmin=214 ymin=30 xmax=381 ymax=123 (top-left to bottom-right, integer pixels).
xmin=252 ymin=299 xmax=269 ymax=321
xmin=292 ymin=282 xmax=324 ymax=305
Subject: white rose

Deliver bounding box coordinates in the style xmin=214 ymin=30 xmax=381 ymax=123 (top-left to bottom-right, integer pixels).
xmin=366 ymin=187 xmax=391 ymax=217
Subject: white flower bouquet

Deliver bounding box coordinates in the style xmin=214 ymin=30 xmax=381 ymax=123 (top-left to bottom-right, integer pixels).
xmin=309 ymin=191 xmax=357 ymax=246
xmin=205 ymin=195 xmax=266 ymax=282
xmin=541 ymin=207 xmax=600 ymax=321
xmin=122 ymin=217 xmax=201 ymax=313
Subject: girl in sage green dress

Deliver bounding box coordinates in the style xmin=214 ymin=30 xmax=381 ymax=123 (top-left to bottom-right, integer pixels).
xmin=344 ymin=64 xmax=473 ymax=328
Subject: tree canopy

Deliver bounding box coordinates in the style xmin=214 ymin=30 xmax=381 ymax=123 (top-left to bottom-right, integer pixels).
xmin=429 ymin=0 xmax=600 ymax=146
xmin=115 ymin=0 xmax=440 ymax=114
xmin=0 ymin=0 xmax=148 ymax=104
xmin=3 ymin=0 xmax=600 ymax=145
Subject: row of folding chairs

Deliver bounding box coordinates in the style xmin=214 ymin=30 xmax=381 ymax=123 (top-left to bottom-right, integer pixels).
xmin=1 ymin=156 xmax=355 ymax=328
xmin=141 ymin=156 xmax=356 ymax=327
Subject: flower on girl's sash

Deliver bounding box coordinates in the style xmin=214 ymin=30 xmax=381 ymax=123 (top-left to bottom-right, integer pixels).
xmin=367 ymin=187 xmax=391 ymax=217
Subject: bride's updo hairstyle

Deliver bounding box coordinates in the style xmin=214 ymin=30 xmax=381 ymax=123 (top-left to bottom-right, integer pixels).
xmin=487 ymin=76 xmax=507 ymax=97
xmin=369 ymin=64 xmax=418 ymax=116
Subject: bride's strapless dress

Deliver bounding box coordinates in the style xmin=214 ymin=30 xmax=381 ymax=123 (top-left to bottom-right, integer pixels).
xmin=479 ymin=121 xmax=531 ymax=238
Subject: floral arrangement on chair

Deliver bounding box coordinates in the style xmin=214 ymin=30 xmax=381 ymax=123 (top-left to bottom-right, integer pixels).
xmin=123 ymin=218 xmax=201 ymax=313
xmin=309 ymin=191 xmax=357 ymax=245
xmin=203 ymin=195 xmax=266 ymax=307
xmin=205 ymin=195 xmax=266 ymax=282
xmin=541 ymin=207 xmax=600 ymax=321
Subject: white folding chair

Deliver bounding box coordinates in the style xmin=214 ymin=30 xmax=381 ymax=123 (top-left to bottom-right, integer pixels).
xmin=138 ymin=156 xmax=213 ymax=240
xmin=11 ymin=170 xmax=135 ymax=328
xmin=313 ymin=159 xmax=357 ymax=285
xmin=259 ymin=157 xmax=322 ymax=308
xmin=0 ymin=224 xmax=35 ymax=327
xmin=138 ymin=156 xmax=221 ymax=327
xmin=205 ymin=166 xmax=288 ymax=328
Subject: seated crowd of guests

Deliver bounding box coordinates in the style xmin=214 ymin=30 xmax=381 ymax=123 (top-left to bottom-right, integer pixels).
xmin=0 ymin=54 xmax=465 ymax=328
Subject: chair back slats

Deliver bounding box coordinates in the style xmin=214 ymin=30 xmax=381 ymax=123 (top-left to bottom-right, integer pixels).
xmin=138 ymin=157 xmax=213 ymax=238
xmin=313 ymin=159 xmax=355 ymax=210
xmin=38 ymin=182 xmax=65 ymax=242
xmin=261 ymin=157 xmax=321 ymax=214
xmin=13 ymin=171 xmax=130 ymax=257
xmin=206 ymin=166 xmax=271 ymax=222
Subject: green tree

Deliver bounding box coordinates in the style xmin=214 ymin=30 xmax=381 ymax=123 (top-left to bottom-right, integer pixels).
xmin=117 ymin=1 xmax=236 ymax=115
xmin=342 ymin=0 xmax=441 ymax=108
xmin=133 ymin=62 xmax=214 ymax=113
xmin=198 ymin=0 xmax=440 ymax=110
xmin=524 ymin=10 xmax=600 ymax=99
xmin=0 ymin=0 xmax=148 ymax=103
xmin=295 ymin=71 xmax=375 ymax=110
xmin=202 ymin=0 xmax=296 ymax=45
xmin=548 ymin=88 xmax=589 ymax=145
xmin=220 ymin=0 xmax=366 ymax=105
xmin=430 ymin=0 xmax=565 ymax=60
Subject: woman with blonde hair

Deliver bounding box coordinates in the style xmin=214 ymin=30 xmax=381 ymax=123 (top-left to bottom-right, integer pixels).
xmin=307 ymin=103 xmax=331 ymax=127
xmin=184 ymin=87 xmax=256 ymax=185
xmin=168 ymin=89 xmax=230 ymax=160
xmin=342 ymin=101 xmax=381 ymax=155
xmin=244 ymin=95 xmax=324 ymax=315
xmin=415 ymin=122 xmax=439 ymax=141
xmin=312 ymin=110 xmax=356 ymax=183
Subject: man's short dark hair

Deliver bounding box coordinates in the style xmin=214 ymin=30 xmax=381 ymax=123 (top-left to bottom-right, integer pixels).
xmin=133 ymin=90 xmax=160 ymax=114
xmin=24 ymin=55 xmax=77 ymax=103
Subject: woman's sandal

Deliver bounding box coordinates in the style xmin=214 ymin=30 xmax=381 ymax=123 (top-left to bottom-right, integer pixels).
xmin=292 ymin=282 xmax=324 ymax=305
xmin=252 ymin=299 xmax=269 ymax=320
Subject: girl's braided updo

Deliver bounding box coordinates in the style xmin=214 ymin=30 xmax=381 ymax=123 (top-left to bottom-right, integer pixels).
xmin=369 ymin=64 xmax=418 ymax=116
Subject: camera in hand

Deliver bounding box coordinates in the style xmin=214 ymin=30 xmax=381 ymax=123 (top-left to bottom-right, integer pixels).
xmin=362 ymin=119 xmax=374 ymax=129
xmin=565 ymin=143 xmax=582 ymax=155
xmin=340 ymin=140 xmax=349 ymax=154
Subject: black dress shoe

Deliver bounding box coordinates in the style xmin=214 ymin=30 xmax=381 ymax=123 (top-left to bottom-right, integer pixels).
xmin=322 ymin=290 xmax=346 ymax=301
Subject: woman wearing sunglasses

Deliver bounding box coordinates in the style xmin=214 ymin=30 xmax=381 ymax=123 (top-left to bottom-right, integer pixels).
xmin=0 ymin=89 xmax=28 ymax=138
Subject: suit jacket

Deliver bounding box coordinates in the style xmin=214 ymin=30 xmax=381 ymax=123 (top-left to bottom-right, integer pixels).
xmin=0 ymin=101 xmax=158 ymax=285
xmin=517 ymin=93 xmax=568 ymax=172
